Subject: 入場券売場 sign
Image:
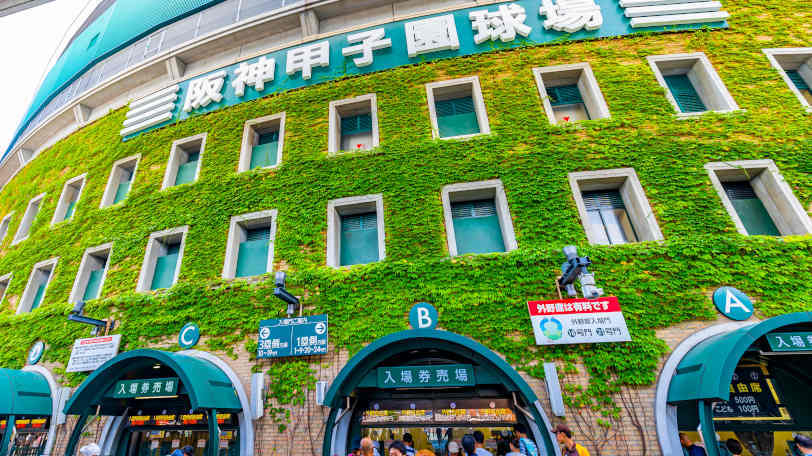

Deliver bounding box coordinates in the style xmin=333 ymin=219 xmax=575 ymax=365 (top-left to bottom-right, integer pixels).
xmin=111 ymin=377 xmax=179 ymax=398
xmin=377 ymin=364 xmax=475 ymax=388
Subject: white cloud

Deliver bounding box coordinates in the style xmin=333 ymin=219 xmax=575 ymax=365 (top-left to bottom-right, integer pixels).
xmin=0 ymin=0 xmax=90 ymax=154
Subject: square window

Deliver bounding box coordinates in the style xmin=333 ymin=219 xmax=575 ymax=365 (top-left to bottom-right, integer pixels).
xmin=647 ymin=53 xmax=739 ymax=116
xmin=18 ymin=258 xmax=58 ymax=314
xmin=328 ymin=94 xmax=379 ymax=154
xmin=223 ymin=210 xmax=277 ymax=279
xmin=101 ymin=155 xmax=140 ymax=207
xmin=239 ymin=113 xmax=285 ymax=172
xmin=163 ymin=134 xmax=205 ymax=189
xmin=705 ymin=160 xmax=812 ymax=236
xmin=763 ymin=48 xmax=812 ymax=112
xmin=426 ymin=76 xmax=490 ymax=139
xmin=533 ymin=63 xmax=611 ymax=124
xmin=569 ymin=168 xmax=664 ymax=245
xmin=12 ymin=193 xmax=46 ymax=245
xmin=326 ymin=194 xmax=385 ymax=267
xmin=70 ymin=243 xmax=112 ymax=304
xmin=0 ymin=273 xmax=12 ymax=307
xmin=441 ymin=180 xmax=517 ymax=256
xmin=0 ymin=213 xmax=13 ymax=244
xmin=52 ymin=174 xmax=87 ymax=225
xmin=137 ymin=226 xmax=188 ymax=292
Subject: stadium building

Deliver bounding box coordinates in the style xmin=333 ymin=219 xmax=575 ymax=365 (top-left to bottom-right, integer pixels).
xmin=0 ymin=1 xmax=810 ymax=456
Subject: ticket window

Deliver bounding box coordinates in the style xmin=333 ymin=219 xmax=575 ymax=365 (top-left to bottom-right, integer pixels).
xmin=3 ymin=416 xmax=50 ymax=456
xmin=123 ymin=414 xmax=239 ymax=456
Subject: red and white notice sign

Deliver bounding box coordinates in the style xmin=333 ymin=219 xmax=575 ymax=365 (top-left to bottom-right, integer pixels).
xmin=527 ymin=297 xmax=631 ymax=345
xmin=66 ymin=334 xmax=122 ymax=372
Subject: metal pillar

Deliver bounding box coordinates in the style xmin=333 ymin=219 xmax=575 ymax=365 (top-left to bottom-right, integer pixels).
xmin=206 ymin=410 xmax=219 ymax=456
xmin=0 ymin=415 xmax=16 ymax=456
xmin=64 ymin=413 xmax=89 ymax=456
xmin=698 ymin=400 xmax=720 ymax=456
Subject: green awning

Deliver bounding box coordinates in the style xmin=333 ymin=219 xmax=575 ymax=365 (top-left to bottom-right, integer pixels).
xmin=0 ymin=369 xmax=52 ymax=416
xmin=63 ymin=349 xmax=241 ymax=416
xmin=667 ymin=312 xmax=812 ymax=404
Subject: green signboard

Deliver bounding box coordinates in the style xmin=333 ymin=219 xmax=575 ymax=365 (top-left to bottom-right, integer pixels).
xmin=377 ymin=364 xmax=475 ymax=388
xmin=766 ymin=332 xmax=812 ymax=352
xmin=111 ymin=377 xmax=179 ymax=398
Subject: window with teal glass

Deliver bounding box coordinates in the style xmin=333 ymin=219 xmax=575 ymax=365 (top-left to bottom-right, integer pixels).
xmin=235 ymin=227 xmax=270 ymax=277
xmin=435 ymin=96 xmax=479 ymax=137
xmin=30 ymin=270 xmax=50 ymax=311
xmin=663 ymin=74 xmax=707 ymax=113
xmin=340 ymin=113 xmax=373 ymax=150
xmin=63 ymin=198 xmax=77 ymax=221
xmin=546 ymin=85 xmax=584 ymax=107
xmin=113 ymin=169 xmax=132 ymax=204
xmin=451 ymin=199 xmax=505 ymax=255
xmin=582 ymin=190 xmax=638 ymax=245
xmin=722 ymin=181 xmax=780 ymax=236
xmin=150 ymin=243 xmax=180 ymax=290
xmin=340 ymin=212 xmax=379 ymax=266
xmin=174 ymin=152 xmax=200 ymax=186
xmin=250 ymin=131 xmax=279 ymax=169
xmin=785 ymin=70 xmax=812 ymax=103
xmin=82 ymin=267 xmax=105 ymax=301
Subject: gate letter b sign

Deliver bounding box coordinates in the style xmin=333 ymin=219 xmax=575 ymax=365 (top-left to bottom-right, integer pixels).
xmin=409 ymin=302 xmax=438 ymax=330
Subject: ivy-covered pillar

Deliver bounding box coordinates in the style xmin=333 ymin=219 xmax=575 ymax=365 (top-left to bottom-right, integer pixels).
xmin=0 ymin=415 xmax=15 ymax=456
xmin=698 ymin=400 xmax=720 ymax=456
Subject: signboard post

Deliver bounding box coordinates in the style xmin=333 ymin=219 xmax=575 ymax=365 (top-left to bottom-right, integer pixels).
xmin=66 ymin=334 xmax=122 ymax=372
xmin=257 ymin=314 xmax=328 ymax=359
xmin=527 ymin=297 xmax=631 ymax=345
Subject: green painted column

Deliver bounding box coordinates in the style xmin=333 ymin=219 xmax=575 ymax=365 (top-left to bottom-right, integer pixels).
xmin=207 ymin=410 xmax=219 ymax=456
xmin=0 ymin=415 xmax=15 ymax=456
xmin=698 ymin=400 xmax=720 ymax=456
xmin=63 ymin=413 xmax=89 ymax=456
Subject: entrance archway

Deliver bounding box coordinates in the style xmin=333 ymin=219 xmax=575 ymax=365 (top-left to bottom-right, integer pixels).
xmin=655 ymin=312 xmax=812 ymax=456
xmin=0 ymin=367 xmax=61 ymax=456
xmin=62 ymin=349 xmax=251 ymax=456
xmin=321 ymin=329 xmax=557 ymax=456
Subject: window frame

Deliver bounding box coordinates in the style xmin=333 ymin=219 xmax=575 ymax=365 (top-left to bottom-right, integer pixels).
xmin=136 ymin=226 xmax=189 ymax=292
xmin=162 ymin=133 xmax=206 ymax=189
xmin=762 ymin=48 xmax=812 ymax=113
xmin=426 ymin=76 xmax=490 ymax=140
xmin=568 ymin=168 xmax=664 ymax=245
xmin=17 ymin=257 xmax=58 ymax=314
xmin=51 ymin=173 xmax=87 ymax=226
xmin=12 ymin=192 xmax=46 ymax=245
xmin=239 ymin=113 xmax=286 ymax=172
xmin=0 ymin=212 xmax=14 ymax=244
xmin=441 ymin=179 xmax=518 ymax=256
xmin=328 ymin=94 xmax=380 ymax=155
xmin=326 ymin=194 xmax=386 ymax=268
xmin=222 ymin=209 xmax=278 ymax=279
xmin=532 ymin=63 xmax=611 ymax=124
xmin=705 ymin=159 xmax=812 ymax=236
xmin=100 ymin=154 xmax=141 ymax=208
xmin=69 ymin=242 xmax=113 ymax=304
xmin=647 ymin=52 xmax=739 ymax=117
xmin=0 ymin=273 xmax=12 ymax=308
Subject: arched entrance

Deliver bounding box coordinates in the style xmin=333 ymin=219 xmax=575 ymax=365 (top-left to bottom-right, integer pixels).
xmin=655 ymin=312 xmax=812 ymax=456
xmin=0 ymin=367 xmax=64 ymax=456
xmin=62 ymin=349 xmax=251 ymax=456
xmin=321 ymin=329 xmax=557 ymax=456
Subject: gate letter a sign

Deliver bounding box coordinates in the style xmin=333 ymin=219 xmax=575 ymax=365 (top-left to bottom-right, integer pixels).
xmin=725 ymin=290 xmax=751 ymax=314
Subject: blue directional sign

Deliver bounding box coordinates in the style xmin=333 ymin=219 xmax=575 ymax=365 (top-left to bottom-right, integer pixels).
xmin=257 ymin=314 xmax=328 ymax=359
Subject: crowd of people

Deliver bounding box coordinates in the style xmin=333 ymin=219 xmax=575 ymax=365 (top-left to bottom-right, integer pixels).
xmin=680 ymin=432 xmax=812 ymax=456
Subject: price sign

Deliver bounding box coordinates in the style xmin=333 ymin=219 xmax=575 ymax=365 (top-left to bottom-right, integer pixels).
xmin=712 ymin=365 xmax=792 ymax=422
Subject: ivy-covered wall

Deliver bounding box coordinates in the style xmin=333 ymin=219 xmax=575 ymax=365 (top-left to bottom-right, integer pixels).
xmin=0 ymin=0 xmax=809 ymax=418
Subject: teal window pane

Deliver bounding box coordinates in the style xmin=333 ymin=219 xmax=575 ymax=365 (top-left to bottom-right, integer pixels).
xmin=435 ymin=96 xmax=479 ymax=138
xmin=340 ymin=212 xmax=379 ymax=266
xmin=113 ymin=181 xmax=130 ymax=204
xmin=340 ymin=114 xmax=372 ymax=136
xmin=546 ymin=85 xmax=584 ymax=106
xmin=663 ymin=74 xmax=707 ymax=113
xmin=250 ymin=142 xmax=278 ymax=169
xmin=82 ymin=268 xmax=105 ymax=301
xmin=722 ymin=181 xmax=780 ymax=236
xmin=30 ymin=271 xmax=50 ymax=310
xmin=786 ymin=70 xmax=812 ymax=103
xmin=150 ymin=243 xmax=180 ymax=290
xmin=582 ymin=190 xmax=638 ymax=245
xmin=63 ymin=199 xmax=77 ymax=221
xmin=174 ymin=153 xmax=199 ymax=186
xmin=451 ymin=200 xmax=505 ymax=254
xmin=236 ymin=227 xmax=270 ymax=277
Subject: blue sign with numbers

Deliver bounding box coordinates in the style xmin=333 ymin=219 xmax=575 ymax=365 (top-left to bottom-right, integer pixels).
xmin=257 ymin=314 xmax=328 ymax=359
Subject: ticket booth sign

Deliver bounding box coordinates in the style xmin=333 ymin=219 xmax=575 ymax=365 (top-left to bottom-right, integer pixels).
xmin=712 ymin=365 xmax=791 ymax=422
xmin=257 ymin=314 xmax=328 ymax=358
xmin=527 ymin=297 xmax=631 ymax=345
xmin=112 ymin=377 xmax=179 ymax=398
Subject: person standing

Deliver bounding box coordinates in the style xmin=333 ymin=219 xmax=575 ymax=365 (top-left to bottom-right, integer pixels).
xmin=473 ymin=431 xmax=493 ymax=456
xmin=389 ymin=441 xmax=409 ymax=456
xmin=448 ymin=441 xmax=462 ymax=456
xmin=552 ymin=425 xmax=589 ymax=456
xmin=361 ymin=438 xmax=377 ymax=456
xmin=403 ymin=433 xmax=416 ymax=456
xmin=506 ymin=438 xmax=522 ymax=456
xmin=679 ymin=434 xmax=707 ymax=456
xmin=462 ymin=435 xmax=477 ymax=456
xmin=795 ymin=435 xmax=812 ymax=455
xmin=513 ymin=424 xmax=537 ymax=456
xmin=724 ymin=439 xmax=742 ymax=456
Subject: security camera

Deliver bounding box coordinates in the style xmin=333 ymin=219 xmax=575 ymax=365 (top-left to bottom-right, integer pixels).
xmin=275 ymin=271 xmax=286 ymax=288
xmin=558 ymin=245 xmax=603 ymax=299
xmin=273 ymin=270 xmax=300 ymax=316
